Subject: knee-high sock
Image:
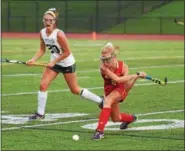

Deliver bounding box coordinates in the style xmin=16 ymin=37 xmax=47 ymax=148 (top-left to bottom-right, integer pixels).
xmin=96 ymin=108 xmax=111 ymax=132
xmin=80 ymin=88 xmax=102 ymax=104
xmin=37 ymin=91 xmax=48 ymax=115
xmin=120 ymin=113 xmax=134 ymax=122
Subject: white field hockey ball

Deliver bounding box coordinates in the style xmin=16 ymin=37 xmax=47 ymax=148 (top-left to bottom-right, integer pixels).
xmin=72 ymin=134 xmax=79 ymax=141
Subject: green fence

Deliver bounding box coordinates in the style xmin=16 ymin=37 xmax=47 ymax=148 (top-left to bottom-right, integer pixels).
xmin=2 ymin=0 xmax=184 ymax=34
xmin=103 ymin=17 xmax=184 ymax=34
xmin=2 ymin=16 xmax=184 ymax=34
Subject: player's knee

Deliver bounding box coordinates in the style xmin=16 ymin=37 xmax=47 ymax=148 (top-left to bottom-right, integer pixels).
xmin=70 ymin=88 xmax=80 ymax=95
xmin=111 ymin=117 xmax=120 ymax=122
xmin=103 ymin=99 xmax=112 ymax=108
xmin=40 ymin=83 xmax=48 ymax=91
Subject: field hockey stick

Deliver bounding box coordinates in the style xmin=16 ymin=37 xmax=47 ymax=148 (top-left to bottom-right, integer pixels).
xmin=174 ymin=19 xmax=184 ymax=26
xmin=1 ymin=58 xmax=47 ymax=67
xmin=136 ymin=72 xmax=167 ymax=86
xmin=145 ymin=76 xmax=167 ymax=86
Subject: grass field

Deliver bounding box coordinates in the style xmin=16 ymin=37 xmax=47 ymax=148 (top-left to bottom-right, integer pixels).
xmin=1 ymin=37 xmax=184 ymax=150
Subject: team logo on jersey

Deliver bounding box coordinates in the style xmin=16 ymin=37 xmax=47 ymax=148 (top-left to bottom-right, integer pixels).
xmin=44 ymin=38 xmax=55 ymax=44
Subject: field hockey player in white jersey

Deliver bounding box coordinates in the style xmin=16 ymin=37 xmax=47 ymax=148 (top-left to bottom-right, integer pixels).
xmin=26 ymin=8 xmax=103 ymax=119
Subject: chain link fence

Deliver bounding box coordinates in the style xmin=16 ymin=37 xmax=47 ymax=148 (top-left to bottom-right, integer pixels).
xmin=2 ymin=0 xmax=183 ymax=34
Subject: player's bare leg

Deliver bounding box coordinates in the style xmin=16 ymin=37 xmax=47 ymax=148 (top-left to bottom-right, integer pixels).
xmin=63 ymin=72 xmax=103 ymax=104
xmin=40 ymin=68 xmax=59 ymax=91
xmin=29 ymin=68 xmax=59 ymax=120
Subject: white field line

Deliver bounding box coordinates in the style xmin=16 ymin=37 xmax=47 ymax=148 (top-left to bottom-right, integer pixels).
xmin=77 ymin=64 xmax=184 ymax=73
xmin=136 ymin=109 xmax=185 ymax=116
xmin=1 ymin=80 xmax=184 ymax=97
xmin=2 ymin=109 xmax=184 ymax=131
xmin=73 ymin=43 xmax=103 ymax=46
xmin=1 ymin=56 xmax=184 ymax=65
xmin=73 ymin=51 xmax=184 ymax=56
xmin=2 ymin=119 xmax=97 ymax=131
xmin=4 ymin=50 xmax=183 ymax=55
xmin=76 ymin=56 xmax=184 ymax=62
xmin=2 ymin=64 xmax=184 ymax=77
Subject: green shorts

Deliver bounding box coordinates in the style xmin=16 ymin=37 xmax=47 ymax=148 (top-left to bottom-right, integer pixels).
xmin=50 ymin=63 xmax=76 ymax=73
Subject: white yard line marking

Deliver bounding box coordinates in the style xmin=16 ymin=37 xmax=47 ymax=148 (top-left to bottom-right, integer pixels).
xmin=3 ymin=73 xmax=40 ymax=77
xmin=73 ymin=52 xmax=183 ymax=56
xmin=1 ymin=56 xmax=184 ymax=66
xmin=2 ymin=109 xmax=184 ymax=131
xmin=136 ymin=109 xmax=185 ymax=116
xmin=1 ymin=80 xmax=184 ymax=97
xmin=73 ymin=43 xmax=103 ymax=46
xmin=78 ymin=64 xmax=184 ymax=73
xmin=2 ymin=119 xmax=97 ymax=131
xmin=76 ymin=56 xmax=184 ymax=62
xmin=2 ymin=64 xmax=184 ymax=77
xmin=3 ymin=50 xmax=183 ymax=55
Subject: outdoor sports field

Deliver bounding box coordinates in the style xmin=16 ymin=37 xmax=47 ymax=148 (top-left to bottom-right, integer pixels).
xmin=1 ymin=35 xmax=184 ymax=150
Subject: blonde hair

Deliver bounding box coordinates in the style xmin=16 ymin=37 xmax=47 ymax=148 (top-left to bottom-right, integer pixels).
xmin=101 ymin=42 xmax=119 ymax=57
xmin=44 ymin=8 xmax=58 ymax=19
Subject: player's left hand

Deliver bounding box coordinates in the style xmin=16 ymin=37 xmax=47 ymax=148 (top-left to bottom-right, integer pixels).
xmin=136 ymin=71 xmax=147 ymax=78
xmin=47 ymin=62 xmax=55 ymax=68
xmin=139 ymin=72 xmax=147 ymax=78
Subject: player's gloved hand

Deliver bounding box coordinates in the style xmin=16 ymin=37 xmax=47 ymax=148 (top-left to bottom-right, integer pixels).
xmin=26 ymin=59 xmax=36 ymax=66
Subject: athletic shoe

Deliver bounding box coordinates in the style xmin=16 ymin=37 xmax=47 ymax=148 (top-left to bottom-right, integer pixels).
xmin=92 ymin=130 xmax=104 ymax=140
xmin=120 ymin=115 xmax=137 ymax=130
xmin=28 ymin=112 xmax=45 ymax=120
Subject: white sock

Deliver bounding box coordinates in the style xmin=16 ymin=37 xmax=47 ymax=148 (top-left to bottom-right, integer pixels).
xmin=37 ymin=91 xmax=48 ymax=115
xmin=80 ymin=88 xmax=102 ymax=104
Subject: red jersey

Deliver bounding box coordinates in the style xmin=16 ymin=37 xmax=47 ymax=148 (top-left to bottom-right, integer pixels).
xmin=101 ymin=61 xmax=128 ymax=100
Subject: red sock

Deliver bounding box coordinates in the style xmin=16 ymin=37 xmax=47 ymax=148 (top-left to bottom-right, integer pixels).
xmin=96 ymin=108 xmax=111 ymax=132
xmin=120 ymin=113 xmax=134 ymax=122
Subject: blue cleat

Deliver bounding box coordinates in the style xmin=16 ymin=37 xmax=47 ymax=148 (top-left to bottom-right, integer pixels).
xmin=120 ymin=115 xmax=137 ymax=130
xmin=92 ymin=130 xmax=104 ymax=140
xmin=28 ymin=112 xmax=45 ymax=120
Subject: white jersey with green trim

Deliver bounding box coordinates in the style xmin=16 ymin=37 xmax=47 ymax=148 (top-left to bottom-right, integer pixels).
xmin=41 ymin=28 xmax=75 ymax=67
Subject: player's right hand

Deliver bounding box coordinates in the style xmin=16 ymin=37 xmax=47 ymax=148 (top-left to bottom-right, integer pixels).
xmin=26 ymin=59 xmax=35 ymax=66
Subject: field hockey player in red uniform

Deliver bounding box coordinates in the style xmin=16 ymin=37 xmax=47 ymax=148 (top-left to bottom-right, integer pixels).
xmin=92 ymin=42 xmax=147 ymax=140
